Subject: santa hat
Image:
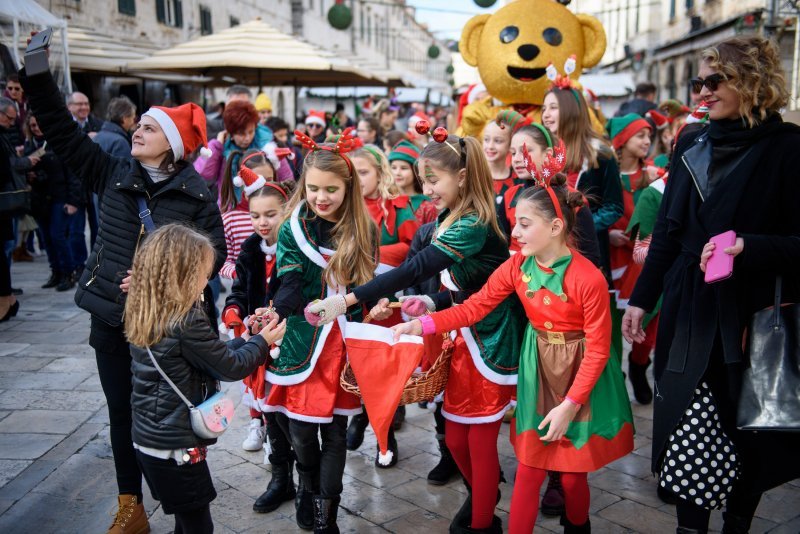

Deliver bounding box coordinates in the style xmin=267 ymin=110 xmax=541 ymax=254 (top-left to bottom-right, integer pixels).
xmin=606 ymin=113 xmax=652 ymax=150
xmin=233 ymin=164 xmax=267 ymax=197
xmin=344 ymin=323 xmax=424 ymax=466
xmin=305 ymin=109 xmax=326 ymax=127
xmin=261 ymin=141 xmax=295 ymax=170
xmin=255 ymin=93 xmax=272 ymax=112
xmin=388 ymin=140 xmax=420 ymax=165
xmin=407 ymin=111 xmax=430 ymax=132
xmin=143 ymin=103 xmax=210 ymax=160
xmin=467 ymin=83 xmax=487 ymax=105
xmin=646 ymin=109 xmax=670 ymax=130
xmin=685 ymin=102 xmax=710 ymax=124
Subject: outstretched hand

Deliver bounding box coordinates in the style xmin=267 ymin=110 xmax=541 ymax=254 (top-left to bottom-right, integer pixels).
xmin=391 ymin=320 xmax=422 ymax=342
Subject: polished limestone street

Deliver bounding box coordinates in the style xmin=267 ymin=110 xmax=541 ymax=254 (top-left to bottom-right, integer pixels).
xmin=0 ymin=258 xmax=797 ymax=533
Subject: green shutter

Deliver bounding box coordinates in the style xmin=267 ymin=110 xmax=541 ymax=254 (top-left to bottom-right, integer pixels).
xmin=156 ymin=0 xmax=165 ymax=23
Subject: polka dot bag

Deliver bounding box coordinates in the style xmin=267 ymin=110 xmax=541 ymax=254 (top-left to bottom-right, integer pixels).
xmin=659 ymin=382 xmax=740 ymax=509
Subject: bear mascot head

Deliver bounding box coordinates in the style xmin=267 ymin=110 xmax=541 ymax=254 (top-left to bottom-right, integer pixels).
xmin=457 ymin=0 xmax=607 ymax=137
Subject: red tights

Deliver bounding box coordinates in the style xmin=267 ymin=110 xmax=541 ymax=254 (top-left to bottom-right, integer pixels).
xmin=509 ymin=464 xmax=589 ymax=533
xmin=445 ymin=419 xmax=502 ymax=529
xmin=630 ymin=315 xmax=659 ymax=365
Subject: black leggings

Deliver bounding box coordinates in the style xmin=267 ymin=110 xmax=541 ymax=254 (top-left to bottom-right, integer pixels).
xmin=676 ymin=488 xmax=761 ymax=530
xmin=91 ymin=317 xmax=142 ymax=498
xmin=174 ymin=505 xmax=213 ymax=534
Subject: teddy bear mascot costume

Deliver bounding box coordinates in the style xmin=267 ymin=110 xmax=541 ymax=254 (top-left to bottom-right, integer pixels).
xmin=457 ymin=0 xmax=607 ymax=138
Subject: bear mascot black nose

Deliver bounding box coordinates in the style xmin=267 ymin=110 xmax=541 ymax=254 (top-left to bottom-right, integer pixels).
xmin=517 ymin=44 xmax=540 ymax=61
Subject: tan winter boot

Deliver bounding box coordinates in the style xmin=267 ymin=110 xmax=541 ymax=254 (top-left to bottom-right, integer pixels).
xmin=107 ymin=494 xmax=150 ymax=534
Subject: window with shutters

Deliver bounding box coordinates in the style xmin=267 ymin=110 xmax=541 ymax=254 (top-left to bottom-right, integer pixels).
xmin=200 ymin=6 xmax=213 ymax=35
xmin=118 ymin=0 xmax=135 ymax=16
xmin=156 ymin=0 xmax=183 ymax=28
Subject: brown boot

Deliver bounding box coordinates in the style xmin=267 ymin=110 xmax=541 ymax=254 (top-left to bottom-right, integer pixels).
xmin=107 ymin=494 xmax=150 ymax=534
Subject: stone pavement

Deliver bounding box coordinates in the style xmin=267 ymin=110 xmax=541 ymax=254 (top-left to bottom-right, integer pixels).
xmin=0 ymin=257 xmax=797 ymax=534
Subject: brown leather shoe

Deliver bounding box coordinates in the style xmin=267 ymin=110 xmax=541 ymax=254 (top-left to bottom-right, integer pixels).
xmin=107 ymin=494 xmax=150 ymax=534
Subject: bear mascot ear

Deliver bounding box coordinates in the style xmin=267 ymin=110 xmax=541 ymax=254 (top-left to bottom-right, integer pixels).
xmin=460 ymin=14 xmax=491 ymax=67
xmin=577 ymin=14 xmax=607 ymax=68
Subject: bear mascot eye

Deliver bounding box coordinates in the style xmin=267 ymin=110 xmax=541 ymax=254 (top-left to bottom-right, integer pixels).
xmin=499 ymin=26 xmax=519 ymax=44
xmin=542 ymin=28 xmax=563 ymax=46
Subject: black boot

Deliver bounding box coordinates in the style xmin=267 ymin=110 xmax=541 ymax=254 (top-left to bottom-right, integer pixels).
xmin=427 ymin=435 xmax=459 ymax=485
xmin=375 ymin=427 xmax=398 ymax=468
xmin=392 ymin=405 xmax=406 ymax=430
xmin=295 ymin=466 xmax=317 ymax=530
xmin=628 ymin=358 xmax=653 ymax=404
xmin=346 ymin=411 xmax=369 ymax=451
xmin=312 ymin=495 xmax=340 ymax=534
xmin=449 ymin=511 xmax=502 ymax=533
xmin=657 ymin=482 xmax=678 ymax=505
xmin=541 ymin=471 xmax=565 ymax=516
xmin=42 ymin=271 xmax=62 ymax=289
xmin=253 ymin=459 xmax=296 ymax=513
xmin=561 ymin=515 xmax=591 ymax=533
xmin=676 ymin=528 xmax=707 ymax=534
xmin=721 ymin=512 xmax=753 ymax=534
xmin=56 ymin=270 xmax=76 ymax=292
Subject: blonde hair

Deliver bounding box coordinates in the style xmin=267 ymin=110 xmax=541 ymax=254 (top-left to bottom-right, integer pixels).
xmin=351 ymin=145 xmax=398 ymax=223
xmin=284 ymin=148 xmax=377 ymax=287
xmin=124 ymin=224 xmax=215 ymax=347
xmin=701 ymin=36 xmax=789 ymax=127
xmin=419 ymin=135 xmax=505 ymax=241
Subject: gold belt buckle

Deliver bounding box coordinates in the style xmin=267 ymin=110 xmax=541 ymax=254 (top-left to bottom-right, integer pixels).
xmin=546 ymin=331 xmax=566 ymax=345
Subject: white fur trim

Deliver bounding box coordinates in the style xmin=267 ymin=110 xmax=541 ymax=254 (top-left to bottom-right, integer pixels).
xmin=344 ymin=321 xmax=423 ymax=346
xmin=232 ymin=175 xmax=245 ymax=187
xmin=305 ymin=115 xmax=326 ymax=127
xmin=377 ymin=450 xmax=394 ymax=466
xmin=269 ymin=347 xmax=281 ymax=358
xmin=262 ymin=141 xmax=281 ymax=169
xmin=243 ymin=175 xmax=267 ymax=197
xmin=260 ymin=240 xmax=277 ymax=256
xmin=649 ymin=178 xmax=666 ymax=194
xmin=143 ymin=108 xmax=184 ymax=160
xmin=441 ymin=402 xmax=512 ymax=424
xmin=468 ymin=84 xmax=486 ymax=105
xmin=374 ymin=263 xmax=394 ymax=275
xmin=611 ymin=266 xmax=627 ymax=281
xmin=266 ymin=320 xmax=333 ymax=385
xmin=459 ymin=327 xmax=518 ymax=385
xmin=440 ymin=268 xmax=458 ymax=291
xmin=262 ymin=404 xmax=335 ymax=424
xmin=290 ymin=202 xmax=327 ymax=269
xmin=199 ymin=146 xmax=212 ymax=158
xmin=333 ymin=407 xmax=363 ymax=416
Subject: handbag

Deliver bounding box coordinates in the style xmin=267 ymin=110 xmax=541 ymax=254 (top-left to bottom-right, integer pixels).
xmin=0 ymin=167 xmax=30 ymax=216
xmin=737 ymin=277 xmax=800 ymax=431
xmin=146 ymin=347 xmax=234 ymax=439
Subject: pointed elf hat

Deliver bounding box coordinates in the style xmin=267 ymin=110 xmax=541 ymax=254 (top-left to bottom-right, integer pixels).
xmin=646 ymin=109 xmax=671 ymax=130
xmin=344 ymin=323 xmax=424 ymax=465
xmin=143 ymin=103 xmax=210 ymax=160
xmin=606 ymin=113 xmax=652 ymax=150
xmin=686 ymin=102 xmax=710 ymax=124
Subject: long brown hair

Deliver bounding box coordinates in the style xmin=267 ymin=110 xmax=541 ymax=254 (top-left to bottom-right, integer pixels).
xmin=220 ymin=149 xmax=274 ymax=213
xmin=124 ymin=224 xmax=215 ymax=347
xmin=351 ymin=145 xmax=398 ymax=223
xmin=419 ymin=135 xmax=505 ymax=241
xmin=545 ymin=88 xmax=609 ymax=172
xmin=283 ymin=148 xmax=377 ymax=287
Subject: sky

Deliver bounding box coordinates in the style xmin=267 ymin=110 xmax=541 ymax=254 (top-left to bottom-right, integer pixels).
xmin=405 ymin=0 xmax=498 ymax=42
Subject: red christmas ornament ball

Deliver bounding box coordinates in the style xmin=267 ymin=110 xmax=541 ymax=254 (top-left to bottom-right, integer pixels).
xmin=415 ymin=119 xmax=430 ymax=135
xmin=432 ymin=127 xmax=448 ymax=143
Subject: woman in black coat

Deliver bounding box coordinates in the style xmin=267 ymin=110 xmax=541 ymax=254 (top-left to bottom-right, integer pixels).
xmin=623 ymin=36 xmax=800 ymax=533
xmin=20 ymin=62 xmax=225 ymax=532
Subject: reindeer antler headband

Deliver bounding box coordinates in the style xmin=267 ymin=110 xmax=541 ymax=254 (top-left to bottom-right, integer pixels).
xmin=294 ymin=126 xmax=360 ymax=172
xmin=414 ymin=121 xmax=466 ymax=167
xmin=521 ymin=123 xmax=568 ymax=222
xmin=546 ymin=55 xmax=582 ymax=106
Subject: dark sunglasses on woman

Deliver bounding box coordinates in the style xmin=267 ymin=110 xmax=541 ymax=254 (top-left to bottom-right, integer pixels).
xmin=689 ymin=73 xmax=726 ymax=93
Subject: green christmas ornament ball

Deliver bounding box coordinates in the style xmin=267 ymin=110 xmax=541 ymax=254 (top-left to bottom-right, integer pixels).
xmin=474 ymin=0 xmax=497 ymax=7
xmin=428 ymin=45 xmax=440 ymax=59
xmin=328 ymin=4 xmax=353 ymax=30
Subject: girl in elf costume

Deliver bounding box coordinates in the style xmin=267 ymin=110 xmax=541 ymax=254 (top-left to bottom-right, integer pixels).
xmin=645 ymin=109 xmax=675 ymax=170
xmin=392 ymin=146 xmax=634 ymax=534
xmin=307 ymin=132 xmax=525 ymax=533
xmin=482 ymin=113 xmax=520 ymax=200
xmin=605 ymin=114 xmax=661 ymax=401
xmin=388 ymin=140 xmax=438 ymax=224
xmin=257 ymin=128 xmax=377 ymax=532
xmin=345 ymin=145 xmax=421 ymax=465
xmin=220 ymin=172 xmax=297 ymax=515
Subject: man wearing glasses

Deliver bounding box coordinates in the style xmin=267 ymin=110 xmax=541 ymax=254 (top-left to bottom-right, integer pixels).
xmin=2 ymin=75 xmax=25 ymax=146
xmin=67 ymin=91 xmax=103 ymax=139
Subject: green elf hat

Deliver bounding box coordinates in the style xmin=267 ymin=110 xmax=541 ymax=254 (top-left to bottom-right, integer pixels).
xmin=388 ymin=140 xmax=420 ymax=165
xmin=606 ymin=113 xmax=651 ymax=150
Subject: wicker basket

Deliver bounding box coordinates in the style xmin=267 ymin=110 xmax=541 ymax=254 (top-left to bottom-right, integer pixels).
xmin=339 ymin=303 xmax=453 ymax=404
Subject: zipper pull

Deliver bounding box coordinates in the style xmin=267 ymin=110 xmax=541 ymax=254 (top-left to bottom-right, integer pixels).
xmin=85 ymin=276 xmax=96 ymax=287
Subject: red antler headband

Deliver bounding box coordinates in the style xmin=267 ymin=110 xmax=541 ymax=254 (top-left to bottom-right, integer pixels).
xmin=521 ymin=124 xmax=568 ymax=222
xmin=419 ymin=124 xmax=466 ymax=166
xmin=294 ymin=126 xmax=360 ymax=172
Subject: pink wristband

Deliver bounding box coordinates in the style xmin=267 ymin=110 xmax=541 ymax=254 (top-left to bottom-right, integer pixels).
xmin=418 ymin=315 xmax=436 ymax=335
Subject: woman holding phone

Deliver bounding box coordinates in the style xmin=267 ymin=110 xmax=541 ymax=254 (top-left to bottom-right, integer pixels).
xmin=622 ymin=36 xmax=800 ymax=533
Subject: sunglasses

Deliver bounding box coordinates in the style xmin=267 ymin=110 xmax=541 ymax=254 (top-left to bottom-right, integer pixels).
xmin=306 ymin=123 xmax=324 ymax=129
xmin=6 ymin=86 xmax=21 ymax=92
xmin=689 ymin=73 xmax=726 ymax=93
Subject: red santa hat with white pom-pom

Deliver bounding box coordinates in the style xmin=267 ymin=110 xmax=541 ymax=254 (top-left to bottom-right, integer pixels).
xmin=142 ymin=103 xmax=211 ymax=160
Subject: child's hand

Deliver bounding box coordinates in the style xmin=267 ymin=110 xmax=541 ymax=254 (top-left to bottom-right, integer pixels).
xmin=368 ymin=298 xmax=393 ymax=322
xmin=257 ymin=318 xmax=287 ymax=345
xmin=538 ymin=399 xmax=581 ymax=442
xmin=391 ymin=320 xmax=422 ymax=342
xmin=120 ymin=270 xmax=132 ymax=293
xmin=608 ymin=229 xmax=630 ymax=248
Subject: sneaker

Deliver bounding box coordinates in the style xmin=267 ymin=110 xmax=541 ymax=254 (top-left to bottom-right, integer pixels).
xmin=242 ymin=418 xmax=266 ymax=451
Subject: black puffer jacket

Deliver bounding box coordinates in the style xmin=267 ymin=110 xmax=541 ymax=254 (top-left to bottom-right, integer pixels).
xmin=130 ymin=307 xmax=269 ymax=449
xmin=20 ymin=68 xmax=225 ymax=327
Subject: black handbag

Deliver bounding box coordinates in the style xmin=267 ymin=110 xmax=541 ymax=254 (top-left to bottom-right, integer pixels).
xmin=0 ymin=167 xmax=31 ymax=216
xmin=737 ymin=277 xmax=800 ymax=431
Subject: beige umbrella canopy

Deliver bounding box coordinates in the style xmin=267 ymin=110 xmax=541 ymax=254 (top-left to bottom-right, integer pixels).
xmin=126 ymin=19 xmax=385 ymax=87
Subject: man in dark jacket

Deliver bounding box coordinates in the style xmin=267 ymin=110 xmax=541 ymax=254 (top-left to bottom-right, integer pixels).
xmin=21 ymin=65 xmax=225 ymax=533
xmin=93 ymin=95 xmax=136 ymax=160
xmin=614 ymin=81 xmax=657 ymax=118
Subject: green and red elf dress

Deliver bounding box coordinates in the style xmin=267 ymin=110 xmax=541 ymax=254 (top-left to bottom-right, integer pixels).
xmin=264 ymin=201 xmax=365 ymax=423
xmin=388 ymin=140 xmax=438 ymax=225
xmin=425 ymin=251 xmax=634 ymax=470
xmin=609 ymin=165 xmax=649 ymax=308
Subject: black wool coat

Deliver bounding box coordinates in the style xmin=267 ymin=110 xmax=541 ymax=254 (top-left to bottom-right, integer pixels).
xmin=629 ymin=117 xmax=800 ymax=493
xmin=20 ymin=68 xmax=226 ymax=328
xmin=224 ymin=233 xmax=280 ymax=317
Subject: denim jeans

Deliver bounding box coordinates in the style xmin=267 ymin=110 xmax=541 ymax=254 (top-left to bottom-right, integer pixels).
xmin=50 ymin=202 xmax=87 ymax=273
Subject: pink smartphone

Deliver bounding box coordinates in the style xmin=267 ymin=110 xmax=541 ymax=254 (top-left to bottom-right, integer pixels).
xmin=704 ymin=230 xmax=736 ymax=283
